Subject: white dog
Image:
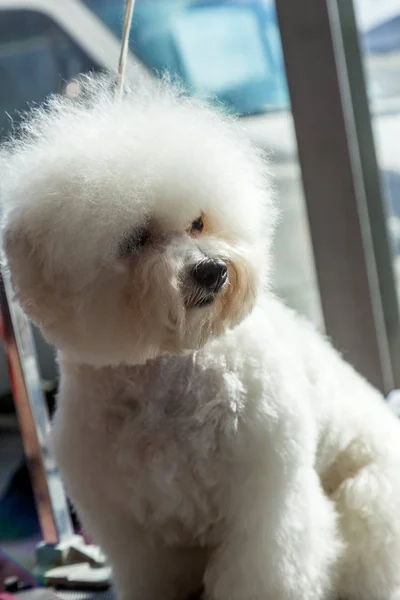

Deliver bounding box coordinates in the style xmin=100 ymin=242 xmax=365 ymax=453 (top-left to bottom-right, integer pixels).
xmin=2 ymin=74 xmax=400 ymax=600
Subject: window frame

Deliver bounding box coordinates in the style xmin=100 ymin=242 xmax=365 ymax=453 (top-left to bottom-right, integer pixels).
xmin=276 ymin=0 xmax=400 ymax=393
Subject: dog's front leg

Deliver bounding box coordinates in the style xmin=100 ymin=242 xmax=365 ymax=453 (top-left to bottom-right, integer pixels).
xmin=73 ymin=504 xmax=206 ymax=600
xmin=111 ymin=534 xmax=206 ymax=600
xmin=204 ymin=427 xmax=341 ymax=600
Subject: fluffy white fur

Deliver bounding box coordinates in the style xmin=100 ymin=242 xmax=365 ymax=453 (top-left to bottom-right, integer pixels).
xmin=2 ymin=73 xmax=400 ymax=600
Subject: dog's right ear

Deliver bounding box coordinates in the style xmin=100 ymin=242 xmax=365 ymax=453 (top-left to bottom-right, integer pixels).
xmin=2 ymin=218 xmax=71 ymax=329
xmin=3 ymin=219 xmax=49 ymax=319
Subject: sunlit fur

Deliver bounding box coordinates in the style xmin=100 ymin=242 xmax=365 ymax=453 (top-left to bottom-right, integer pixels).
xmin=3 ymin=73 xmax=400 ymax=600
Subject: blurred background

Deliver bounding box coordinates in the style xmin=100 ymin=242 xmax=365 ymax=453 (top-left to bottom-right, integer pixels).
xmin=0 ymin=0 xmax=399 ymax=586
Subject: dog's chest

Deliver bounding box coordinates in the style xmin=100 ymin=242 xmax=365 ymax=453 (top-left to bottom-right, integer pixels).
xmin=99 ymin=357 xmax=245 ymax=544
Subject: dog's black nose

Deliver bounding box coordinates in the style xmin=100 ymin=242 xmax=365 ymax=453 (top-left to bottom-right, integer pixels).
xmin=191 ymin=259 xmax=228 ymax=292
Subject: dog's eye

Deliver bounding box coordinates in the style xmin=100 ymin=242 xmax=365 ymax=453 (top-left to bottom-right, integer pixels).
xmin=190 ymin=216 xmax=204 ymax=235
xmin=119 ymin=228 xmax=150 ymax=257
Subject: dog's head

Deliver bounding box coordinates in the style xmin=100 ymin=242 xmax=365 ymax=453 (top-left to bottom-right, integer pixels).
xmin=1 ymin=74 xmax=276 ymax=366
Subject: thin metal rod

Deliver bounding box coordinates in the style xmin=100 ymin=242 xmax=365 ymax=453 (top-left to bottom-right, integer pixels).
xmin=116 ymin=0 xmax=136 ymax=98
xmin=0 ymin=270 xmax=74 ymax=544
xmin=275 ymin=0 xmax=392 ymax=392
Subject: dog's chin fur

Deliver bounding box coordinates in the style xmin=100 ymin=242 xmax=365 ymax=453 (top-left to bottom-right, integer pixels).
xmin=1 ymin=72 xmax=273 ymax=366
xmin=3 ymin=72 xmax=400 ymax=600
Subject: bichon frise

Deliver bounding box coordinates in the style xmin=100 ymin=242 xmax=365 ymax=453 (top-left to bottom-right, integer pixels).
xmin=2 ymin=74 xmax=400 ymax=600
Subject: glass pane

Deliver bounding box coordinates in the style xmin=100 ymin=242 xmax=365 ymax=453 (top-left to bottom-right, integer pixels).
xmin=354 ymin=0 xmax=400 ymax=298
